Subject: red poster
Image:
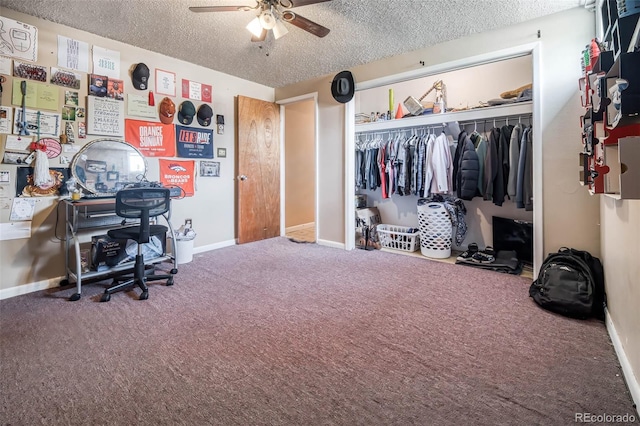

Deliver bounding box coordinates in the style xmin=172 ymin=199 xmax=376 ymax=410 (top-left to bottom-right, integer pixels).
xmin=159 ymin=159 xmax=195 ymax=197
xmin=181 ymin=78 xmax=212 ymax=102
xmin=125 ymin=119 xmax=176 ymax=157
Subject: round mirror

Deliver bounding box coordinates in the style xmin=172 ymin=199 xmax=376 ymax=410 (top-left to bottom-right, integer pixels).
xmin=70 ymin=139 xmax=147 ymax=194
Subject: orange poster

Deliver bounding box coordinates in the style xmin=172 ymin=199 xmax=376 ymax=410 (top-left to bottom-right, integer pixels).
xmin=125 ymin=119 xmax=176 ymax=157
xmin=159 ymin=159 xmax=195 ymax=197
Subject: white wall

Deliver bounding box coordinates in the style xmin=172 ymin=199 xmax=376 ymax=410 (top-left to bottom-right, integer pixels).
xmin=0 ymin=9 xmax=274 ymax=296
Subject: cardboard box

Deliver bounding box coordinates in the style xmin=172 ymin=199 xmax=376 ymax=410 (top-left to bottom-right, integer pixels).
xmin=355 ymin=207 xmax=381 ymax=227
xmin=90 ymin=235 xmax=128 ymax=271
xmin=90 ymin=233 xmax=167 ymax=271
xmin=355 ymin=207 xmax=381 ymax=248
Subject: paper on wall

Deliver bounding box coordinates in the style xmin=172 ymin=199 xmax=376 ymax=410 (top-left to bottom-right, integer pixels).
xmin=0 ymin=17 xmax=38 ymax=62
xmin=92 ymin=46 xmax=120 ymax=79
xmin=57 ymin=35 xmax=89 ymax=73
xmin=0 ymin=106 xmax=13 ymax=133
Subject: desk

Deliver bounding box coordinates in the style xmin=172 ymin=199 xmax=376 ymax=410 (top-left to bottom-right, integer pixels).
xmin=61 ymin=198 xmax=178 ymax=301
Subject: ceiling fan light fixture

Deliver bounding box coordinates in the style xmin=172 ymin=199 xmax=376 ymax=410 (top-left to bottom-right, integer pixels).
xmin=272 ymin=19 xmax=289 ymax=39
xmin=246 ymin=16 xmax=263 ymax=38
xmin=259 ymin=10 xmax=277 ymax=30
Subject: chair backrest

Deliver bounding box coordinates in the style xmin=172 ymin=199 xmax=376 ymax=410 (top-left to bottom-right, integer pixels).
xmin=115 ymin=188 xmax=171 ymax=243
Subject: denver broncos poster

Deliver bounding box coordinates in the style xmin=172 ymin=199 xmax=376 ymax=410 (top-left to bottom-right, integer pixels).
xmin=159 ymin=159 xmax=195 ymax=197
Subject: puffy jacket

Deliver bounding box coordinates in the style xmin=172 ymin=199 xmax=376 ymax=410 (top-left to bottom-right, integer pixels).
xmin=455 ymin=131 xmax=480 ymax=200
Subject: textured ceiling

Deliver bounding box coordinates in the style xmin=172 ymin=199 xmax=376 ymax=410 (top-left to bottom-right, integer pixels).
xmin=0 ymin=0 xmax=584 ymax=88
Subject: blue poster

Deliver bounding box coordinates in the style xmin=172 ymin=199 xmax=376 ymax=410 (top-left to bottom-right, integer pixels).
xmin=175 ymin=125 xmax=214 ymax=158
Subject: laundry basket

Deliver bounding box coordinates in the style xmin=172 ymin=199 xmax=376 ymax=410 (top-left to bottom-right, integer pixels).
xmin=417 ymin=202 xmax=452 ymax=258
xmin=377 ymin=224 xmax=420 ymax=252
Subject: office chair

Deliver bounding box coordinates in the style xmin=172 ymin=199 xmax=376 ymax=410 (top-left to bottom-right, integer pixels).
xmin=100 ymin=188 xmax=174 ymax=302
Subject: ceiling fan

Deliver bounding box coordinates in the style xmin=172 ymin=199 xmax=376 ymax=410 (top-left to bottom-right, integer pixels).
xmin=189 ymin=0 xmax=332 ymax=42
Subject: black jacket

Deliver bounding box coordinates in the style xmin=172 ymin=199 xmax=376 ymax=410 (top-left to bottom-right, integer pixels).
xmin=454 ymin=131 xmax=480 ymax=200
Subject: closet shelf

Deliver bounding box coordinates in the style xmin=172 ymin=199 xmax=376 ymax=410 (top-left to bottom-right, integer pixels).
xmin=355 ymin=101 xmax=533 ymax=133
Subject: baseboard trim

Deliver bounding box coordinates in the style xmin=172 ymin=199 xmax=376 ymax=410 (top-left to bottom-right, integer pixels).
xmin=1 ymin=239 xmax=238 ymax=300
xmin=0 ymin=276 xmax=64 ymax=300
xmin=285 ymin=222 xmax=315 ymax=233
xmin=316 ymin=239 xmax=345 ymax=250
xmin=606 ymin=308 xmax=640 ymax=414
xmin=193 ymin=239 xmax=236 ymax=254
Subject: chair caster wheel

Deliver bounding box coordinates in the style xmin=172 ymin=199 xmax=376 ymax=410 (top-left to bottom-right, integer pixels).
xmin=170 ymin=268 xmax=178 ymax=275
xmin=69 ymin=293 xmax=81 ymax=301
xmin=166 ymin=277 xmax=174 ymax=286
xmin=139 ymin=291 xmax=149 ymax=300
xmin=100 ymin=293 xmax=111 ymax=302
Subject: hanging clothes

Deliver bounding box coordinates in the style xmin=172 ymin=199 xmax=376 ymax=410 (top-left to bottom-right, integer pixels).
xmin=483 ymin=127 xmax=500 ymax=201
xmin=470 ymin=131 xmax=487 ymax=198
xmin=516 ymin=126 xmax=530 ymax=209
xmin=429 ymin=133 xmax=454 ymax=195
xmin=453 ymin=130 xmax=480 ymax=201
xmin=523 ymin=126 xmax=534 ymax=211
xmin=507 ymin=123 xmax=522 ymax=199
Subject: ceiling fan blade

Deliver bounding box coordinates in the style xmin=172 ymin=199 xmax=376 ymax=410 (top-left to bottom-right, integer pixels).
xmin=189 ymin=5 xmax=256 ymax=13
xmin=288 ymin=0 xmax=332 ymax=8
xmin=251 ymin=29 xmax=268 ymax=42
xmin=283 ymin=12 xmax=330 ymax=38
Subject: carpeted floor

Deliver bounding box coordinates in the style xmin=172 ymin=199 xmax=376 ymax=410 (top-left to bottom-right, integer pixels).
xmin=0 ymin=237 xmax=637 ymax=425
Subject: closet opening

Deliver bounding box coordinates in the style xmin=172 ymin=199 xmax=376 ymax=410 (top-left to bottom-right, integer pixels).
xmin=278 ymin=93 xmax=319 ymax=244
xmin=344 ymin=43 xmax=543 ymax=276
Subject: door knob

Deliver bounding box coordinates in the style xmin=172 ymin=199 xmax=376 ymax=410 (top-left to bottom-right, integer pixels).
xmin=238 ymin=175 xmax=248 ymax=181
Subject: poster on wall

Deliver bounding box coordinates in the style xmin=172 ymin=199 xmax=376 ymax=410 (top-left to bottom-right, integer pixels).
xmin=0 ymin=107 xmax=13 ymax=134
xmin=13 ymin=108 xmax=61 ymax=137
xmin=126 ymin=94 xmax=156 ymax=119
xmin=124 ymin=119 xmax=176 ymax=157
xmin=57 ymin=35 xmax=89 ymax=73
xmin=159 ymin=159 xmax=195 ymax=197
xmin=155 ymin=69 xmax=176 ymax=96
xmin=181 ymin=79 xmax=212 ymax=103
xmin=86 ymin=96 xmax=124 ymax=137
xmin=11 ymin=80 xmax=60 ymax=110
xmin=0 ymin=17 xmax=38 ymax=62
xmin=16 ymin=167 xmax=70 ymax=197
xmin=92 ymin=46 xmax=120 ymax=79
xmin=175 ymin=125 xmax=213 ymax=158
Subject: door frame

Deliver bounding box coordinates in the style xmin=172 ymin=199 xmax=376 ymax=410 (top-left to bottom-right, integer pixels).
xmin=344 ymin=42 xmax=544 ymax=274
xmin=277 ymin=92 xmax=319 ymax=241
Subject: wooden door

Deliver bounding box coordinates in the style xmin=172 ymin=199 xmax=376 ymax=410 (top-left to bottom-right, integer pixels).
xmin=236 ymin=95 xmax=280 ymax=244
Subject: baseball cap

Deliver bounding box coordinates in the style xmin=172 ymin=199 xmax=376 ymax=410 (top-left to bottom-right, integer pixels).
xmin=197 ymin=104 xmax=213 ymax=127
xmin=132 ymin=63 xmax=150 ymax=90
xmin=159 ymin=97 xmax=175 ymax=124
xmin=178 ymin=101 xmax=196 ymax=125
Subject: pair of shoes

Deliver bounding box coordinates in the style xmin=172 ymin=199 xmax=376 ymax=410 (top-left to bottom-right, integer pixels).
xmin=456 ymin=243 xmax=478 ymax=261
xmin=472 ymin=246 xmax=495 ymax=264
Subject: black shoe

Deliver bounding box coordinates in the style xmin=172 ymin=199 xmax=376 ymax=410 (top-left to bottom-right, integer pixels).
xmin=456 ymin=243 xmax=478 ymax=261
xmin=472 ymin=247 xmax=495 ymax=264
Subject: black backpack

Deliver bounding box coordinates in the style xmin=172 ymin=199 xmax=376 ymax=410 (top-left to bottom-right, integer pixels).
xmin=529 ymin=247 xmax=606 ymax=320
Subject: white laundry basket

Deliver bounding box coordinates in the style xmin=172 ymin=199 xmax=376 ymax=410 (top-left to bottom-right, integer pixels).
xmin=417 ymin=202 xmax=452 ymax=259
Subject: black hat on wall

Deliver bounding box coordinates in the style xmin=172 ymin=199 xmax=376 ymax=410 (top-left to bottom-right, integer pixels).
xmin=197 ymin=104 xmax=213 ymax=126
xmin=132 ymin=63 xmax=150 ymax=90
xmin=331 ymin=70 xmax=355 ymax=103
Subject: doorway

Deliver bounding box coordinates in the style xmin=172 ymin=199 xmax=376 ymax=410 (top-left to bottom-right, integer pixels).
xmin=279 ymin=94 xmax=318 ymax=243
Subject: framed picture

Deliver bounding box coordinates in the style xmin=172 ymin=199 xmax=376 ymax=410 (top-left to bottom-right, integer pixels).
xmin=155 ymin=69 xmax=176 ymax=96
xmin=216 ymin=147 xmax=227 ymax=158
xmin=85 ymin=160 xmax=107 ymax=173
xmin=200 ymin=161 xmax=220 ymax=177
